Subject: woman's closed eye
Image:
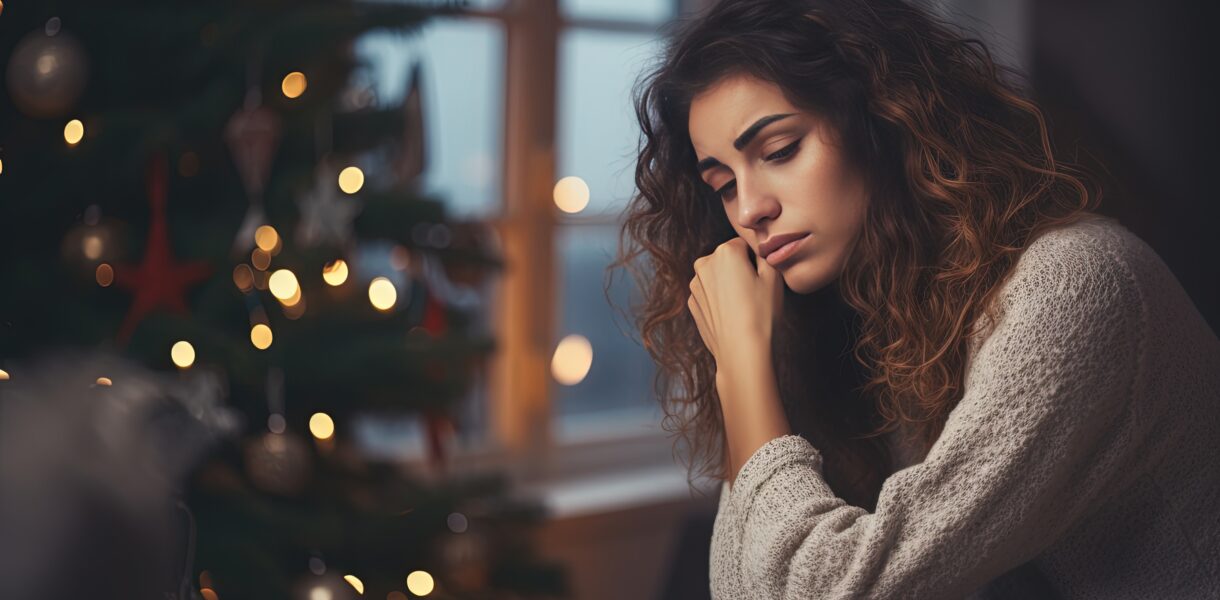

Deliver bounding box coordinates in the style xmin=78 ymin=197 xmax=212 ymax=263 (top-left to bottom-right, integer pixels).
xmin=714 ymin=139 xmax=802 ymax=200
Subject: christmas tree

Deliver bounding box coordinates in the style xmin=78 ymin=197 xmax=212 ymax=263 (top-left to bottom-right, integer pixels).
xmin=0 ymin=1 xmax=567 ymax=598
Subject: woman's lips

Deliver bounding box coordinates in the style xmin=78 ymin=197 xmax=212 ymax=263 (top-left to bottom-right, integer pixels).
xmin=764 ymin=233 xmax=810 ymax=267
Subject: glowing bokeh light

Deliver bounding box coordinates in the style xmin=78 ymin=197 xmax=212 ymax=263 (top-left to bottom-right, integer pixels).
xmin=368 ymin=277 xmax=397 ymax=311
xmin=281 ymin=71 xmax=307 ymax=99
xmin=553 ymin=176 xmax=590 ymax=214
xmin=171 ymin=341 xmax=196 ymax=368
xmin=309 ymin=412 xmax=335 ymax=440
xmin=82 ymin=234 xmax=103 ymax=260
xmin=250 ymin=323 xmax=273 ymax=350
xmin=251 ymin=248 xmax=271 ymax=271
xmin=406 ymin=570 xmax=434 ymax=596
xmin=338 ymin=166 xmax=364 ymax=194
xmin=255 ymin=225 xmax=279 ymax=252
xmin=551 ymin=334 xmax=593 ymax=385
xmin=95 ymin=263 xmax=114 ymax=287
xmin=322 ymin=259 xmax=349 ymax=286
xmin=232 ymin=264 xmax=254 ymax=291
xmin=343 ymin=574 xmax=364 ymax=595
xmin=64 ymin=119 xmax=84 ymax=145
xmin=95 ymin=377 xmax=112 ymax=386
xmin=268 ymin=269 xmax=300 ymax=301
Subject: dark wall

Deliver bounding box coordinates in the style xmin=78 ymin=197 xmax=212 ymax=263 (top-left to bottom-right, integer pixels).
xmin=1030 ymin=0 xmax=1220 ymax=334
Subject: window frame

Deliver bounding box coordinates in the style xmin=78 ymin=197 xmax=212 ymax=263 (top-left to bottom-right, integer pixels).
xmin=393 ymin=0 xmax=712 ymax=490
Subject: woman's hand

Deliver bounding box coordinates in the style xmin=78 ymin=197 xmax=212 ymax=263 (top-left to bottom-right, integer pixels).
xmin=687 ymin=237 xmax=784 ymax=367
xmin=688 ymin=236 xmax=790 ymax=484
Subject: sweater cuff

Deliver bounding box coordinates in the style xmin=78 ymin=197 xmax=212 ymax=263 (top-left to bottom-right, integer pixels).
xmin=726 ymin=434 xmax=826 ymax=514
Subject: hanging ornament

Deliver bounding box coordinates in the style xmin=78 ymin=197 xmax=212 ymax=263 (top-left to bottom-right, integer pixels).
xmin=5 ymin=23 xmax=89 ymax=118
xmin=397 ymin=58 xmax=428 ymax=192
xmin=244 ymin=430 xmax=312 ymax=496
xmin=225 ymin=75 xmax=282 ymax=255
xmin=112 ymin=154 xmax=213 ymax=344
xmin=296 ymin=156 xmax=362 ymax=249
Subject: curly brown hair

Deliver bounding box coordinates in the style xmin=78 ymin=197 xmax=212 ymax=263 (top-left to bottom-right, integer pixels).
xmin=608 ymin=0 xmax=1103 ymax=510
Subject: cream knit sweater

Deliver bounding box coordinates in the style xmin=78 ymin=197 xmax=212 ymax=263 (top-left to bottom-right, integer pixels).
xmin=709 ymin=213 xmax=1220 ymax=599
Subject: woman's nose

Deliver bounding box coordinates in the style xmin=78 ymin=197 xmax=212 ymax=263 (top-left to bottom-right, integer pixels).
xmin=734 ymin=176 xmax=780 ymax=229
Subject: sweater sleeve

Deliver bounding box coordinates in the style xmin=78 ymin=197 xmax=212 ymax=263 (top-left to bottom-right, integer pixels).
xmin=709 ymin=233 xmax=1150 ymax=599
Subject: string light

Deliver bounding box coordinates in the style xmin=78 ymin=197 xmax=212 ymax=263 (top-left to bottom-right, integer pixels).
xmin=268 ymin=269 xmax=300 ymax=301
xmin=338 ymin=166 xmax=364 ymax=194
xmin=551 ymin=334 xmax=594 ymax=385
xmin=343 ymin=575 xmax=364 ymax=595
xmin=82 ymin=233 xmax=103 ymax=260
xmin=64 ymin=119 xmax=84 ymax=145
xmin=309 ymin=412 xmax=335 ymax=440
xmin=251 ymin=248 xmax=271 ymax=270
xmin=368 ymin=277 xmax=397 ymax=311
xmin=282 ymin=71 xmax=308 ymax=99
xmin=95 ymin=263 xmax=114 ymax=287
xmin=322 ymin=259 xmax=348 ymax=286
xmin=553 ymin=176 xmax=590 ymax=214
xmin=232 ymin=264 xmax=254 ymax=291
xmin=254 ymin=225 xmax=279 ymax=252
xmin=405 ymin=571 xmax=434 ymax=596
xmin=171 ymin=341 xmax=196 ymax=368
xmin=95 ymin=377 xmax=112 ymax=386
xmin=250 ymin=323 xmax=273 ymax=350
xmin=0 ymin=369 xmax=9 ymax=381
xmin=0 ymin=158 xmax=5 ymax=175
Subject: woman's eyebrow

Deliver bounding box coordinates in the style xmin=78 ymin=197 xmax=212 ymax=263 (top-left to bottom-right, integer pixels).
xmin=696 ymin=113 xmax=796 ymax=173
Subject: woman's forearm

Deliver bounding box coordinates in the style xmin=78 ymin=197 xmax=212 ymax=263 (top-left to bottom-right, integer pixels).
xmin=716 ymin=346 xmax=791 ymax=487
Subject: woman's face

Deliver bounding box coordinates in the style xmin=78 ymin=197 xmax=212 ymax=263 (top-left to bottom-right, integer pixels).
xmin=688 ymin=73 xmax=870 ymax=295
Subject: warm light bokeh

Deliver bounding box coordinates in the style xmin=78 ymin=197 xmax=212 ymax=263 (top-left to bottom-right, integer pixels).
xmin=551 ymin=334 xmax=594 ymax=385
xmin=343 ymin=574 xmax=364 ymax=595
xmin=323 ymin=259 xmax=349 ymax=286
xmin=96 ymin=263 xmax=114 ymax=287
xmin=282 ymin=71 xmax=308 ymax=99
xmin=309 ymin=412 xmax=336 ymax=440
xmin=250 ymin=323 xmax=273 ymax=350
xmin=406 ymin=571 xmax=434 ymax=596
xmin=368 ymin=277 xmax=397 ymax=311
xmin=171 ymin=341 xmax=196 ymax=368
xmin=553 ymin=176 xmax=590 ymax=214
xmin=338 ymin=166 xmax=364 ymax=194
xmin=64 ymin=119 xmax=84 ymax=145
xmin=255 ymin=225 xmax=279 ymax=252
xmin=269 ymin=269 xmax=300 ymax=301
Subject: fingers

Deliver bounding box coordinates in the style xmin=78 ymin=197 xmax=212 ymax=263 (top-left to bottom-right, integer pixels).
xmin=688 ymin=293 xmax=716 ymax=360
xmin=688 ymin=270 xmax=716 ymax=358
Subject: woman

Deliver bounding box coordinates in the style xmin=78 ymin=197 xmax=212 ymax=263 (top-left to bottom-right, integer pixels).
xmin=612 ymin=0 xmax=1220 ymax=597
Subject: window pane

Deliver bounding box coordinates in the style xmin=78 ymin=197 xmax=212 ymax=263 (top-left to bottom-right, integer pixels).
xmin=562 ymin=0 xmax=676 ymax=23
xmin=356 ymin=18 xmax=504 ymax=218
xmin=557 ymin=29 xmax=665 ymax=216
xmin=552 ymin=224 xmax=658 ymax=419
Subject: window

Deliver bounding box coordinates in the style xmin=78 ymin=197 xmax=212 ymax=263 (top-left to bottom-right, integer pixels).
xmin=356 ymin=0 xmax=707 ymax=472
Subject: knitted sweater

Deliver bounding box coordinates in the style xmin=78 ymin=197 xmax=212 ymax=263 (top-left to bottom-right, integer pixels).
xmin=709 ymin=213 xmax=1220 ymax=599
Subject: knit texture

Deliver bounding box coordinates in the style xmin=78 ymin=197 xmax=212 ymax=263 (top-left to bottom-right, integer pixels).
xmin=709 ymin=213 xmax=1220 ymax=599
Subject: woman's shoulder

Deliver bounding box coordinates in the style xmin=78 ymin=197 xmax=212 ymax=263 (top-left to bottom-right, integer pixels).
xmin=998 ymin=212 xmax=1155 ymax=317
xmin=965 ymin=212 xmax=1154 ymax=354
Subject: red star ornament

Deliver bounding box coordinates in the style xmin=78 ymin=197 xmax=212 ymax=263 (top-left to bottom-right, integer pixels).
xmin=114 ymin=154 xmax=213 ymax=344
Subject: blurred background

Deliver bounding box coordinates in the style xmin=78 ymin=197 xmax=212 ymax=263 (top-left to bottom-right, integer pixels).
xmin=0 ymin=0 xmax=1214 ymax=599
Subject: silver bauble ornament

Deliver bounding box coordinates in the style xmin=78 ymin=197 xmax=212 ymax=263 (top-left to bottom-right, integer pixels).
xmin=6 ymin=30 xmax=89 ymax=118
